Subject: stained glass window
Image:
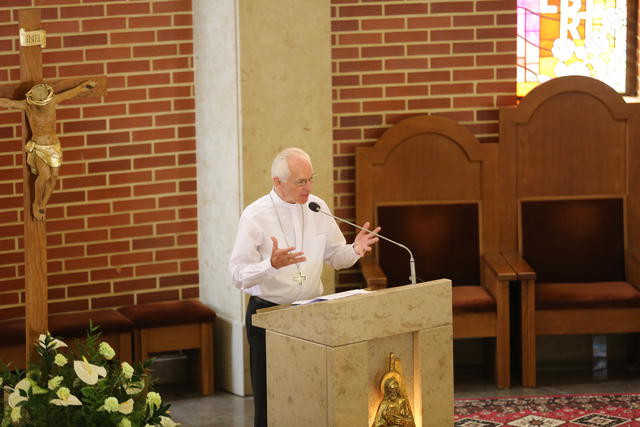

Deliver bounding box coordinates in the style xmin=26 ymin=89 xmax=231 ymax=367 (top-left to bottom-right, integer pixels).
xmin=517 ymin=0 xmax=629 ymax=97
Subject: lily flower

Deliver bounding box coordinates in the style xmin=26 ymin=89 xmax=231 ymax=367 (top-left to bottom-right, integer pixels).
xmin=11 ymin=407 xmax=21 ymax=423
xmin=38 ymin=333 xmax=67 ymax=350
xmin=125 ymin=380 xmax=144 ymax=395
xmin=74 ymin=356 xmax=107 ymax=385
xmin=31 ymin=382 xmax=48 ymax=395
xmin=119 ymin=398 xmax=134 ymax=415
xmin=160 ymin=415 xmax=181 ymax=427
xmin=48 ymin=375 xmax=64 ymax=390
xmin=50 ymin=386 xmax=82 ymax=406
xmin=7 ymin=378 xmax=31 ymax=408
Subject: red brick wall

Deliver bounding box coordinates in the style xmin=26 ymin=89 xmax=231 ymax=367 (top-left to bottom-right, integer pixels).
xmin=330 ymin=0 xmax=518 ymax=289
xmin=0 ymin=0 xmax=197 ymax=320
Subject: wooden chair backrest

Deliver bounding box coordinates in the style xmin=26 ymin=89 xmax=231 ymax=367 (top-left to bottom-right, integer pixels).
xmin=499 ymin=76 xmax=640 ymax=280
xmin=521 ymin=198 xmax=625 ymax=282
xmin=355 ymin=115 xmax=500 ymax=286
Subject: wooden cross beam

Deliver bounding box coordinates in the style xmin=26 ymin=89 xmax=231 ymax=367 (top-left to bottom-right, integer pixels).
xmin=0 ymin=9 xmax=106 ymax=361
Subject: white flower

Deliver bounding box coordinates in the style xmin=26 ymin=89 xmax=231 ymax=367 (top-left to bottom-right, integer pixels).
xmin=121 ymin=361 xmax=134 ymax=380
xmin=38 ymin=333 xmax=67 ymax=350
xmin=160 ymin=415 xmax=181 ymax=427
xmin=48 ymin=375 xmax=64 ymax=390
xmin=119 ymin=398 xmax=134 ymax=415
xmin=8 ymin=378 xmax=31 ymax=408
xmin=118 ymin=418 xmax=132 ymax=427
xmin=28 ymin=379 xmax=48 ymax=395
xmin=54 ymin=353 xmax=68 ymax=367
xmin=99 ymin=342 xmax=116 ymax=360
xmin=125 ymin=380 xmax=144 ymax=395
xmin=11 ymin=406 xmax=21 ymax=423
xmin=50 ymin=386 xmax=82 ymax=406
xmin=74 ymin=356 xmax=107 ymax=385
xmin=103 ymin=396 xmax=120 ymax=412
xmin=146 ymin=391 xmax=162 ymax=409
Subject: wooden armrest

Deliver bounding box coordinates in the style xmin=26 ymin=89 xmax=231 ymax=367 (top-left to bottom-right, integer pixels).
xmin=360 ymin=261 xmax=387 ymax=289
xmin=502 ymin=251 xmax=536 ymax=280
xmin=483 ymin=252 xmax=517 ymax=281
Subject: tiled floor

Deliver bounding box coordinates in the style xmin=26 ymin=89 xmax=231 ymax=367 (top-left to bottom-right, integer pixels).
xmin=161 ymin=365 xmax=640 ymax=427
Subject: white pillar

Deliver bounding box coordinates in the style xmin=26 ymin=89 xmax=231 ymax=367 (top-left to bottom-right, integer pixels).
xmin=194 ymin=0 xmax=250 ymax=395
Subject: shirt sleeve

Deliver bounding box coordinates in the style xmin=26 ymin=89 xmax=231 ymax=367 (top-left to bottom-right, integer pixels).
xmin=322 ymin=204 xmax=361 ymax=270
xmin=228 ymin=212 xmax=277 ymax=290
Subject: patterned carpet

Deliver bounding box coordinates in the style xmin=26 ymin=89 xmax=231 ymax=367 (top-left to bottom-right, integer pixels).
xmin=455 ymin=393 xmax=640 ymax=426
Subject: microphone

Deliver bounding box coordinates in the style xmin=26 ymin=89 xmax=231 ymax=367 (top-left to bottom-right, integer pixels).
xmin=308 ymin=201 xmax=417 ymax=285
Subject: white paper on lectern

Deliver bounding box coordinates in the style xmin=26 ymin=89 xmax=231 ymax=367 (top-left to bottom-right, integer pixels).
xmin=292 ymin=288 xmax=371 ymax=305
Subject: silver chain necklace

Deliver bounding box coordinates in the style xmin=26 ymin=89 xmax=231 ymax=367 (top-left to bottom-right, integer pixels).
xmin=270 ymin=193 xmax=306 ymax=285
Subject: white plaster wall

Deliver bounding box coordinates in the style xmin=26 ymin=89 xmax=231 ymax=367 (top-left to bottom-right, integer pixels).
xmin=193 ymin=0 xmax=249 ymax=396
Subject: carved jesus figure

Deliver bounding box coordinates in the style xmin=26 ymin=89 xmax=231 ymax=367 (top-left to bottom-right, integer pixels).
xmin=0 ymin=80 xmax=95 ymax=221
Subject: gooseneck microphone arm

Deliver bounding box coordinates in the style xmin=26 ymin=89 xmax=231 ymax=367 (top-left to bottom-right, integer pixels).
xmin=308 ymin=202 xmax=417 ymax=285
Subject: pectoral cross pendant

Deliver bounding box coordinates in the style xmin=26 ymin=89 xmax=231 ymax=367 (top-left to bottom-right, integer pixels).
xmin=293 ymin=270 xmax=306 ymax=286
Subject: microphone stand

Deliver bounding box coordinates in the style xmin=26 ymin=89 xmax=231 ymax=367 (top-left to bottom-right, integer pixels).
xmin=310 ymin=206 xmax=417 ymax=285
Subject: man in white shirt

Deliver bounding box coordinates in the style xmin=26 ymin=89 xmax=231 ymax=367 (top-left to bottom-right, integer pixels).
xmin=229 ymin=147 xmax=380 ymax=427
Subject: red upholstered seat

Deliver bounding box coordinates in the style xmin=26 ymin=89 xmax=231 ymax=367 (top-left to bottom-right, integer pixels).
xmin=49 ymin=310 xmax=134 ymax=337
xmin=0 ymin=310 xmax=134 ymax=367
xmin=536 ymin=281 xmax=640 ymax=310
xmin=0 ymin=310 xmax=134 ymax=345
xmin=452 ymin=286 xmax=497 ymax=314
xmin=117 ymin=300 xmax=216 ymax=328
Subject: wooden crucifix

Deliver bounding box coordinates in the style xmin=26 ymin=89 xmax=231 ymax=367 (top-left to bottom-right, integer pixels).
xmin=0 ymin=9 xmax=106 ymax=361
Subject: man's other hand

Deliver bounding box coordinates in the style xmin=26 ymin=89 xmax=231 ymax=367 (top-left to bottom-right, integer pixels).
xmin=270 ymin=236 xmax=306 ymax=269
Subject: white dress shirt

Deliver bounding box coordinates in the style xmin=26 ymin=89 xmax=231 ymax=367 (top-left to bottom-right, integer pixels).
xmin=229 ymin=189 xmax=361 ymax=304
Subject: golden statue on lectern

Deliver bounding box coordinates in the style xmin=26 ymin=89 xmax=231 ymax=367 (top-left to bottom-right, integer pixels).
xmin=372 ymin=353 xmax=415 ymax=427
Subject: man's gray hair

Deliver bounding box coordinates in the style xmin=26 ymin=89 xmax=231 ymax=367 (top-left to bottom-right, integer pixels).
xmin=271 ymin=147 xmax=312 ymax=181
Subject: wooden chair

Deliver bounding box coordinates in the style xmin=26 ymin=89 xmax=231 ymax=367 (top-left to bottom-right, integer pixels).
xmin=118 ymin=300 xmax=216 ymax=395
xmin=356 ymin=115 xmax=516 ymax=388
xmin=499 ymin=76 xmax=640 ymax=387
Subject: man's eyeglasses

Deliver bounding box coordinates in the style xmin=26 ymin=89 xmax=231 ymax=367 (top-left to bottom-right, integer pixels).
xmin=291 ymin=174 xmax=317 ymax=187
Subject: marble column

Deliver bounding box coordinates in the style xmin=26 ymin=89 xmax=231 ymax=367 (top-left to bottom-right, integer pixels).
xmin=194 ymin=0 xmax=333 ymax=395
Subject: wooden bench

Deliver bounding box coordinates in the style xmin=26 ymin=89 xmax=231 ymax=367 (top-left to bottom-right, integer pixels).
xmin=118 ymin=300 xmax=216 ymax=395
xmin=0 ymin=309 xmax=134 ymax=369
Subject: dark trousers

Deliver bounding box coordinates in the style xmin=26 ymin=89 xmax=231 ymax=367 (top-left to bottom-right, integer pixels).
xmin=246 ymin=296 xmax=278 ymax=427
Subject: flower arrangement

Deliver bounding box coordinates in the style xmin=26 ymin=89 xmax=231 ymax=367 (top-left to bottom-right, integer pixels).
xmin=1 ymin=325 xmax=179 ymax=427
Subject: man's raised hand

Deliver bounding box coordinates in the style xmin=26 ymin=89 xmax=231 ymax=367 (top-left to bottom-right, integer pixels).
xmin=270 ymin=237 xmax=306 ymax=269
xmin=352 ymin=221 xmax=381 ymax=257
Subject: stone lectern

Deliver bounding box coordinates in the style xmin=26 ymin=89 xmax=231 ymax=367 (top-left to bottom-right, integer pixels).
xmin=252 ymin=278 xmax=454 ymax=427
